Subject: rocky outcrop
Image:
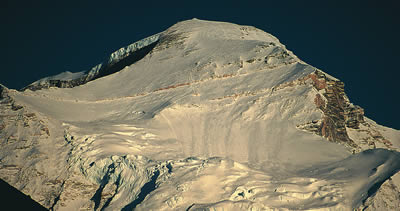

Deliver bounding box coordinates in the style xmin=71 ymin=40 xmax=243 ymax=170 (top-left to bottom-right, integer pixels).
xmin=345 ymin=105 xmax=364 ymax=129
xmin=0 ymin=85 xmax=11 ymax=103
xmin=0 ymin=85 xmax=4 ymax=99
xmin=297 ymin=70 xmax=365 ymax=148
xmin=296 ymin=70 xmax=397 ymax=154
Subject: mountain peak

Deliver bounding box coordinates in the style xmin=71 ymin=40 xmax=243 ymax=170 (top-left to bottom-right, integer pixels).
xmin=1 ymin=20 xmax=399 ymax=210
xmin=23 ymin=19 xmax=310 ymax=102
xmin=159 ymin=18 xmax=280 ymax=50
xmin=22 ymin=19 xmax=292 ymax=92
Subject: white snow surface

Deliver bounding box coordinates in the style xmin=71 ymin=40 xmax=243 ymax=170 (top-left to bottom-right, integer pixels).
xmin=1 ymin=19 xmax=400 ymax=210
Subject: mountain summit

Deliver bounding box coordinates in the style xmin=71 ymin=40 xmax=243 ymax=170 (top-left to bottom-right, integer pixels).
xmin=1 ymin=19 xmax=399 ymax=210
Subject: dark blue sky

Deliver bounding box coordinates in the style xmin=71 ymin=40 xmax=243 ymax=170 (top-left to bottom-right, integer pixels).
xmin=1 ymin=1 xmax=399 ymax=129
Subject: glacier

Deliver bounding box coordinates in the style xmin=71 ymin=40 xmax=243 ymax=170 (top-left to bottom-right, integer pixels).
xmin=1 ymin=19 xmax=400 ymax=210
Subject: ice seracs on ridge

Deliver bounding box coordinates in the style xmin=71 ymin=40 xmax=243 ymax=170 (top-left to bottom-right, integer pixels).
xmin=1 ymin=19 xmax=400 ymax=210
xmin=22 ymin=33 xmax=161 ymax=91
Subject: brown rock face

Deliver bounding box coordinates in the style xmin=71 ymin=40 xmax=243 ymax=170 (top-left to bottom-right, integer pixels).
xmin=314 ymin=94 xmax=325 ymax=110
xmin=345 ymin=106 xmax=364 ymax=129
xmin=299 ymin=70 xmax=365 ymax=148
xmin=318 ymin=75 xmax=353 ymax=145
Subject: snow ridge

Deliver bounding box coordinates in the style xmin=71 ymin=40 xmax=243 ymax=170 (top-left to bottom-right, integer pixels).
xmin=22 ymin=33 xmax=161 ymax=91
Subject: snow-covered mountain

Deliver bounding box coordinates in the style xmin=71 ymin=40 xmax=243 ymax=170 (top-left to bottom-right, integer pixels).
xmin=1 ymin=19 xmax=399 ymax=210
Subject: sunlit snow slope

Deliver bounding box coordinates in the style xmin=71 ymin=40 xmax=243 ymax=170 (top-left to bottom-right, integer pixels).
xmin=1 ymin=19 xmax=400 ymax=210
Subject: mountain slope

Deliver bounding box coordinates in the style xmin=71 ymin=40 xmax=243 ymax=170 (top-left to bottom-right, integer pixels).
xmin=1 ymin=19 xmax=399 ymax=210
